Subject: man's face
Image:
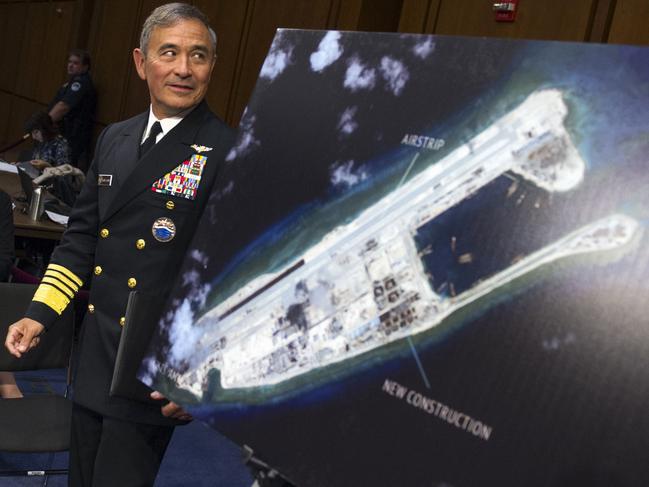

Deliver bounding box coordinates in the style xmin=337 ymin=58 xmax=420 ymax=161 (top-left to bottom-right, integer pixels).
xmin=133 ymin=19 xmax=215 ymax=119
xmin=67 ymin=55 xmax=87 ymax=76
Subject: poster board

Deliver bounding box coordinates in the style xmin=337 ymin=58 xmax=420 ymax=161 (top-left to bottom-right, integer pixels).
xmin=141 ymin=31 xmax=649 ymax=486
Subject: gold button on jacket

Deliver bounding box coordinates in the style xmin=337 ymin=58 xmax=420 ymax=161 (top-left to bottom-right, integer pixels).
xmin=100 ymin=228 xmax=109 ymax=238
xmin=94 ymin=266 xmax=102 ymax=275
xmin=119 ymin=317 xmax=125 ymax=326
xmin=127 ymin=278 xmax=137 ymax=288
xmin=136 ymin=239 xmax=146 ymax=250
xmin=87 ymin=304 xmax=95 ymax=313
xmin=166 ymin=200 xmax=175 ymax=210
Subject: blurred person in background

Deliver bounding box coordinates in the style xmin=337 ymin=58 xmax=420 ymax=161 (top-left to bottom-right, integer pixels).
xmin=24 ymin=111 xmax=71 ymax=170
xmin=18 ymin=111 xmax=84 ymax=206
xmin=48 ymin=48 xmax=97 ymax=171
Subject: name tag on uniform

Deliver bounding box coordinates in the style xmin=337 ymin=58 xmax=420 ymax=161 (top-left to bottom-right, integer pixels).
xmin=98 ymin=174 xmax=113 ymax=186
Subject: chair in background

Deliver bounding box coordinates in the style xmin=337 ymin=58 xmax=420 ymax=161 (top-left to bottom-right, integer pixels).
xmin=0 ymin=282 xmax=74 ymax=483
xmin=10 ymin=264 xmax=41 ymax=284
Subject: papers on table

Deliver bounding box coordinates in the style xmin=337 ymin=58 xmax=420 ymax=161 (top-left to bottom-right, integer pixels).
xmin=45 ymin=210 xmax=69 ymax=226
xmin=0 ymin=161 xmax=18 ymax=174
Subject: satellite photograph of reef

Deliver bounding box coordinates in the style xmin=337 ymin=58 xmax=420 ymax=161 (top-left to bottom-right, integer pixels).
xmin=141 ymin=31 xmax=649 ymax=486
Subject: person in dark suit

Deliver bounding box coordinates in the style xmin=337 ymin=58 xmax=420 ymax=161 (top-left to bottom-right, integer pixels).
xmin=5 ymin=3 xmax=234 ymax=485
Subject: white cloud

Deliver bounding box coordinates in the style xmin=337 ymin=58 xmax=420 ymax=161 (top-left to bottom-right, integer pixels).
xmin=413 ymin=39 xmax=435 ymax=59
xmin=181 ymin=266 xmax=211 ymax=306
xmin=337 ymin=107 xmax=358 ymax=136
xmin=310 ymin=31 xmax=343 ymax=72
xmin=220 ymin=180 xmax=234 ymax=196
xmin=167 ymin=278 xmax=213 ymax=367
xmin=182 ymin=269 xmax=200 ymax=288
xmin=168 ymin=299 xmax=202 ymax=366
xmin=189 ymin=249 xmax=209 ymax=267
xmin=331 ymin=160 xmax=367 ymax=188
xmin=380 ymin=56 xmax=409 ymax=96
xmin=344 ymin=57 xmax=376 ymax=91
xmin=260 ymin=47 xmax=292 ymax=80
xmin=226 ymin=115 xmax=260 ymax=161
xmin=139 ymin=356 xmax=157 ymax=385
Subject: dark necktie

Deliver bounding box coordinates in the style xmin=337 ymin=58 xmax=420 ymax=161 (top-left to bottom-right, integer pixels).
xmin=139 ymin=121 xmax=162 ymax=158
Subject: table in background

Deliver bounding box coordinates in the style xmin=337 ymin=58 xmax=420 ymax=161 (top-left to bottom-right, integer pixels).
xmin=0 ymin=170 xmax=66 ymax=240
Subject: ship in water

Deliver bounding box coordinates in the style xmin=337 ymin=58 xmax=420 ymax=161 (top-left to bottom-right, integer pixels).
xmin=165 ymin=89 xmax=640 ymax=395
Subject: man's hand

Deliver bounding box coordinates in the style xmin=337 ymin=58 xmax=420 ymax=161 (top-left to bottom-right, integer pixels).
xmin=5 ymin=318 xmax=45 ymax=358
xmin=150 ymin=391 xmax=193 ymax=421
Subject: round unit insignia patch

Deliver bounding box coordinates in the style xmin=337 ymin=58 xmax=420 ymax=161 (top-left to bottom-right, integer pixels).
xmin=151 ymin=217 xmax=176 ymax=242
xmin=71 ymin=82 xmax=81 ymax=92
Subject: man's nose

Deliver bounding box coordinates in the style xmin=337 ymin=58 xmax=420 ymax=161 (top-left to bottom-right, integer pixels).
xmin=174 ymin=55 xmax=191 ymax=77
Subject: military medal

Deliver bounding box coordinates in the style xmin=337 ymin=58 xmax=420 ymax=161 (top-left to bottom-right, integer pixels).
xmin=152 ymin=217 xmax=176 ymax=242
xmin=151 ymin=154 xmax=207 ymax=200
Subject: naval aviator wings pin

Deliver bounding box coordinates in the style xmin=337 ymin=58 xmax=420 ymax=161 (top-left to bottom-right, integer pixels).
xmin=190 ymin=144 xmax=213 ymax=153
xmin=150 ymin=154 xmax=207 ymax=200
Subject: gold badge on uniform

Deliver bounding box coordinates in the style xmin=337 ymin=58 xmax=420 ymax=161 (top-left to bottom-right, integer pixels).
xmin=152 ymin=217 xmax=176 ymax=242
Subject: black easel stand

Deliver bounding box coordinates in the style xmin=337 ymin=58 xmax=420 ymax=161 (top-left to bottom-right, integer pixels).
xmin=242 ymin=445 xmax=297 ymax=487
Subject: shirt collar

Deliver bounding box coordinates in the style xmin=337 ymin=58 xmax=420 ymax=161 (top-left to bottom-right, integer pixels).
xmin=141 ymin=105 xmax=193 ymax=144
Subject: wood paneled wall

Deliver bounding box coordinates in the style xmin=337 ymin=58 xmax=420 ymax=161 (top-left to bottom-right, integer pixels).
xmin=608 ymin=0 xmax=649 ymax=45
xmin=1 ymin=0 xmax=82 ymax=145
xmin=86 ymin=0 xmax=404 ymax=128
xmin=1 ymin=0 xmax=648 ymax=151
xmin=398 ymin=0 xmax=619 ymax=41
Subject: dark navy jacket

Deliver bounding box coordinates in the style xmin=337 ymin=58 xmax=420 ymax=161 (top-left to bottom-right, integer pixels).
xmin=27 ymin=101 xmax=234 ymax=424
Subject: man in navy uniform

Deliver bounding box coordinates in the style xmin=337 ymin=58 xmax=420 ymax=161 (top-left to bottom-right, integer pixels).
xmin=6 ymin=3 xmax=234 ymax=485
xmin=48 ymin=49 xmax=97 ymax=169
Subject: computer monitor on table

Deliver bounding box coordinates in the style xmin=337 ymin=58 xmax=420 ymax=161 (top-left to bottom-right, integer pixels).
xmin=17 ymin=165 xmax=36 ymax=204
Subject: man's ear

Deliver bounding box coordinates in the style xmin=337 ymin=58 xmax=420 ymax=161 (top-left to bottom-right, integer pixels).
xmin=133 ymin=48 xmax=147 ymax=81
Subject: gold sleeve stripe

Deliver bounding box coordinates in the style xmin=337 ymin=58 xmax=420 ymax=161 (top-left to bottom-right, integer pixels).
xmin=32 ymin=283 xmax=71 ymax=315
xmin=47 ymin=264 xmax=83 ymax=287
xmin=41 ymin=276 xmax=75 ymax=298
xmin=45 ymin=269 xmax=80 ymax=293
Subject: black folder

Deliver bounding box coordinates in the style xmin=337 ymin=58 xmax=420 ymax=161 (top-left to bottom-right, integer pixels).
xmin=110 ymin=290 xmax=164 ymax=404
